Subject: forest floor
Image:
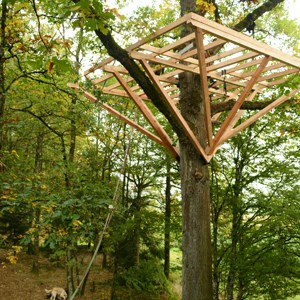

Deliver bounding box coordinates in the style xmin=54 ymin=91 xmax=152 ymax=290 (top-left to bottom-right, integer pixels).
xmin=0 ymin=248 xmax=113 ymax=300
xmin=0 ymin=248 xmax=182 ymax=300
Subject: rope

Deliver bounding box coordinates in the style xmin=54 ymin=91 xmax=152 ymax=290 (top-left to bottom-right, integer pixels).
xmin=70 ymin=109 xmax=135 ymax=300
xmin=222 ymin=69 xmax=227 ymax=95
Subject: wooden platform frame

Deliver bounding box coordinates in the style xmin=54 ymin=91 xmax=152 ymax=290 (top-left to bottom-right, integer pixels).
xmin=69 ymin=13 xmax=300 ymax=162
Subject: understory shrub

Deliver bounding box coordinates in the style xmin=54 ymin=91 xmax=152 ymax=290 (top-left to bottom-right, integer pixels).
xmin=115 ymin=259 xmax=169 ymax=294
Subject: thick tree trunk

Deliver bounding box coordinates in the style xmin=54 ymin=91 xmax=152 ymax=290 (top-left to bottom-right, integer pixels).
xmin=180 ymin=143 xmax=213 ymax=300
xmin=179 ymin=71 xmax=213 ymax=300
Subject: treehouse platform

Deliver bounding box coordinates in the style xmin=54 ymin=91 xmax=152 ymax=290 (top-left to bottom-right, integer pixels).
xmin=69 ymin=12 xmax=300 ymax=162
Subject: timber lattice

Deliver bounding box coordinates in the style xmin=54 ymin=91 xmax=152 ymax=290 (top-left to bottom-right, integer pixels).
xmin=69 ymin=12 xmax=300 ymax=162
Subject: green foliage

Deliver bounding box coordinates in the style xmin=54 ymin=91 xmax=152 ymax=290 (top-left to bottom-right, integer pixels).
xmin=211 ymin=114 xmax=300 ymax=299
xmin=69 ymin=0 xmax=115 ymax=33
xmin=115 ymin=259 xmax=169 ymax=294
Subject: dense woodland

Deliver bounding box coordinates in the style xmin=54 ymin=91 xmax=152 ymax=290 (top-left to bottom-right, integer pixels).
xmin=1 ymin=0 xmax=300 ymax=299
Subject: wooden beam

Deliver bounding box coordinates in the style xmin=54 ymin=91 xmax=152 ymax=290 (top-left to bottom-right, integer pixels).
xmin=206 ymin=46 xmax=246 ymax=66
xmin=207 ymin=51 xmax=260 ymax=72
xmin=112 ymin=71 xmax=179 ymax=158
xmin=140 ymin=33 xmax=196 ymax=55
xmin=85 ymin=13 xmax=192 ymax=76
xmin=140 ymin=59 xmax=210 ymax=162
xmin=220 ymin=57 xmax=265 ymax=74
xmin=66 ymin=84 xmax=180 ymax=157
xmin=218 ymin=89 xmax=259 ymax=145
xmin=101 ymin=88 xmax=149 ymax=100
xmin=138 ymin=44 xmax=199 ymax=67
xmin=131 ymin=51 xmax=200 ymax=74
xmin=222 ymin=86 xmax=300 ymax=142
xmin=188 ymin=13 xmax=300 ymax=68
xmin=195 ymin=27 xmax=213 ymax=148
xmin=257 ymin=68 xmax=298 ymax=82
xmin=210 ymin=55 xmax=271 ymax=154
xmin=181 ymin=38 xmax=226 ymax=60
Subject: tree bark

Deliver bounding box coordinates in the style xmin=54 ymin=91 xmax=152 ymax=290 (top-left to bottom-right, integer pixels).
xmin=179 ymin=71 xmax=213 ymax=299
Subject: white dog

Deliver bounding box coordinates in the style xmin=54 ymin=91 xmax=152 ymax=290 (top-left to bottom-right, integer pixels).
xmin=45 ymin=287 xmax=67 ymax=300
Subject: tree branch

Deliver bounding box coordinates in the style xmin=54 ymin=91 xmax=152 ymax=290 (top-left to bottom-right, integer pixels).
xmin=211 ymin=99 xmax=274 ymax=114
xmin=233 ymin=0 xmax=285 ymax=32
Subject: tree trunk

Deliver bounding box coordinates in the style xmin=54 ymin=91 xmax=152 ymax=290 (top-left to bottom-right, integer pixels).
xmin=226 ymin=214 xmax=238 ymax=300
xmin=178 ymin=0 xmax=213 ymax=297
xmin=133 ymin=194 xmax=142 ymax=266
xmin=212 ymin=206 xmax=220 ymax=300
xmin=164 ymin=160 xmax=171 ymax=278
xmin=179 ymin=71 xmax=213 ymax=300
xmin=67 ymin=248 xmax=75 ymax=297
xmin=31 ymin=206 xmax=41 ymax=274
xmin=180 ymin=143 xmax=213 ymax=300
xmin=0 ymin=0 xmax=7 ymax=152
xmin=69 ymin=97 xmax=76 ymax=163
xmin=31 ymin=133 xmax=44 ymax=274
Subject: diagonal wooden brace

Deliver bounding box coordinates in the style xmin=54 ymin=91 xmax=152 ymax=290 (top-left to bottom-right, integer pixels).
xmin=140 ymin=59 xmax=211 ymax=162
xmin=113 ymin=71 xmax=180 ymax=159
xmin=210 ymin=55 xmax=271 ymax=155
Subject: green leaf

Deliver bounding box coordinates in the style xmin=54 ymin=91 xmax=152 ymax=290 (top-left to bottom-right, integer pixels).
xmin=52 ymin=57 xmax=73 ymax=74
xmin=69 ymin=5 xmax=81 ymax=12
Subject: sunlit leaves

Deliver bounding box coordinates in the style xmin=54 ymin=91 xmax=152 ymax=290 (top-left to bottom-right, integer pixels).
xmin=196 ymin=0 xmax=216 ymax=15
xmin=67 ymin=0 xmax=115 ymax=33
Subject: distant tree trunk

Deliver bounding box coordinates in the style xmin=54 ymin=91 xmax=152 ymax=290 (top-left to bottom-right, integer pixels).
xmin=60 ymin=135 xmax=70 ymax=188
xmin=0 ymin=0 xmax=7 ymax=152
xmin=67 ymin=248 xmax=75 ymax=297
xmin=237 ymin=274 xmax=245 ymax=300
xmin=211 ymin=158 xmax=222 ymax=300
xmin=31 ymin=133 xmax=44 ymax=274
xmin=227 ymin=151 xmax=244 ymax=300
xmin=212 ymin=205 xmax=220 ymax=300
xmin=226 ymin=208 xmax=238 ymax=300
xmin=31 ymin=207 xmax=41 ymax=274
xmin=133 ymin=193 xmax=142 ymax=266
xmin=69 ymin=97 xmax=76 ymax=163
xmin=164 ymin=160 xmax=171 ymax=278
xmin=80 ymin=268 xmax=90 ymax=297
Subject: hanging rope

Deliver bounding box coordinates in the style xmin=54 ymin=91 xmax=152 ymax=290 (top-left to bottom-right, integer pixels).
xmin=221 ymin=69 xmax=227 ymax=96
xmin=70 ymin=109 xmax=135 ymax=300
